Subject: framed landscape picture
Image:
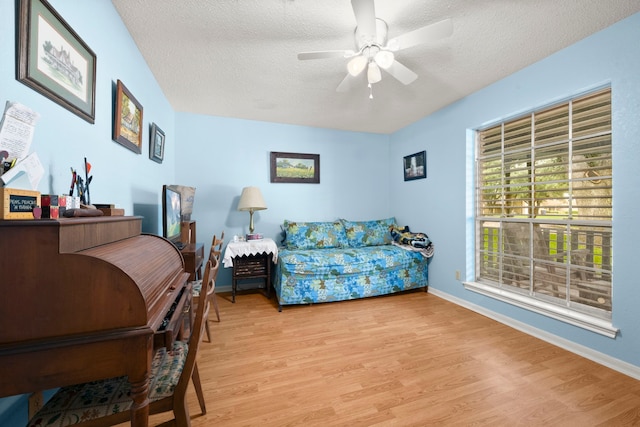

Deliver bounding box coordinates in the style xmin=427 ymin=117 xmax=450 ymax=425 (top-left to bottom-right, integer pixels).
xmin=113 ymin=80 xmax=143 ymax=154
xmin=17 ymin=0 xmax=97 ymax=123
xmin=149 ymin=123 xmax=165 ymax=163
xmin=404 ymin=150 xmax=426 ymax=181
xmin=270 ymin=152 xmax=320 ymax=184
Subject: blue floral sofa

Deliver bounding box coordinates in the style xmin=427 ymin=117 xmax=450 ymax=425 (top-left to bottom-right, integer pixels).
xmin=273 ymin=218 xmax=429 ymax=311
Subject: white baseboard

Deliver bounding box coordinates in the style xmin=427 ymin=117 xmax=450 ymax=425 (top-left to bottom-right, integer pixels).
xmin=428 ymin=287 xmax=640 ymax=381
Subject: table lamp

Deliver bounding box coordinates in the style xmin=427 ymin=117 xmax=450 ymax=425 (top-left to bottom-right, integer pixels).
xmin=237 ymin=186 xmax=267 ymax=238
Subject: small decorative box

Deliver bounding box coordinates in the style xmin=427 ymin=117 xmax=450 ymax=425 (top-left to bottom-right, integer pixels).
xmin=0 ymin=188 xmax=41 ymax=219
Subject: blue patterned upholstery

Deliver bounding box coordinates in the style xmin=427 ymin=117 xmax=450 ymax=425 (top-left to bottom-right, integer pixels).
xmin=274 ymin=218 xmax=428 ymax=307
xmin=191 ymin=279 xmax=203 ymax=297
xmin=27 ymin=341 xmax=188 ymax=427
xmin=341 ymin=217 xmax=396 ymax=247
xmin=282 ymin=220 xmax=348 ymax=249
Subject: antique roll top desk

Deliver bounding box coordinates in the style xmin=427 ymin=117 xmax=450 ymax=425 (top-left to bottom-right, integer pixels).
xmin=0 ymin=216 xmax=191 ymax=426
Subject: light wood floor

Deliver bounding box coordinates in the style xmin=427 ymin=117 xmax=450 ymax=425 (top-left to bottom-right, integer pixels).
xmin=136 ymin=289 xmax=640 ymax=426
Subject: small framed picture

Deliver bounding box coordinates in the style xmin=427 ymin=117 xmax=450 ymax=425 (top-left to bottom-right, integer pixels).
xmin=404 ymin=151 xmax=426 ymax=181
xmin=270 ymin=152 xmax=320 ymax=184
xmin=113 ymin=80 xmax=143 ymax=154
xmin=149 ymin=123 xmax=165 ymax=163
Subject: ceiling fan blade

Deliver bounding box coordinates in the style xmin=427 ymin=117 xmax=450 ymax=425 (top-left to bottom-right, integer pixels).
xmin=384 ymin=60 xmax=418 ymax=85
xmin=336 ymin=73 xmax=359 ymax=92
xmin=298 ymin=50 xmax=355 ymax=60
xmin=351 ymin=0 xmax=377 ymax=42
xmin=387 ymin=18 xmax=453 ymax=51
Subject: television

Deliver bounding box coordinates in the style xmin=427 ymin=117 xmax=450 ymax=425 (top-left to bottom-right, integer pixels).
xmin=162 ymin=185 xmax=183 ymax=249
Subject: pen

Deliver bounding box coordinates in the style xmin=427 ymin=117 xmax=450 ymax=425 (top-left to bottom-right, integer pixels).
xmin=69 ymin=168 xmax=76 ymax=196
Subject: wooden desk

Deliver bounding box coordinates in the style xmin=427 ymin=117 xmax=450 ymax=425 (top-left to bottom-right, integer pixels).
xmin=0 ymin=217 xmax=191 ymax=427
xmin=181 ymin=242 xmax=204 ymax=281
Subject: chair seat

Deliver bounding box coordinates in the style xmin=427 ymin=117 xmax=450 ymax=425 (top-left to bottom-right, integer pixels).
xmin=191 ymin=279 xmax=203 ymax=297
xmin=28 ymin=341 xmax=189 ymax=427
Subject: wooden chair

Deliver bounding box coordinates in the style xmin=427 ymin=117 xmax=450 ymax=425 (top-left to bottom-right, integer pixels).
xmin=192 ymin=255 xmax=220 ymax=342
xmin=190 ymin=232 xmax=224 ymax=342
xmin=502 ymin=222 xmax=567 ymax=294
xmin=208 ymin=232 xmax=224 ymax=322
xmin=27 ymin=260 xmax=216 ymax=427
xmin=501 ymin=223 xmax=610 ymax=306
xmin=210 ymin=231 xmax=225 ymax=263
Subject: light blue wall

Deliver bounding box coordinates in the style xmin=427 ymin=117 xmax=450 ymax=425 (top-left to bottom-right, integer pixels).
xmin=390 ymin=13 xmax=640 ymax=368
xmin=0 ymin=0 xmax=176 ymax=231
xmin=175 ymin=113 xmax=390 ymax=287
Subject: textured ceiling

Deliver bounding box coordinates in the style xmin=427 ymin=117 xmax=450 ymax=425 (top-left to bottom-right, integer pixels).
xmin=111 ymin=0 xmax=640 ymax=134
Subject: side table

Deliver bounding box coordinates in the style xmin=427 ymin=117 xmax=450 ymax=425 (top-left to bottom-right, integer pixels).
xmin=223 ymin=238 xmax=278 ymax=303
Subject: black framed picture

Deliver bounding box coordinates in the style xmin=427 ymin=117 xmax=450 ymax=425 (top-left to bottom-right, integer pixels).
xmin=149 ymin=123 xmax=165 ymax=163
xmin=270 ymin=151 xmax=320 ymax=184
xmin=17 ymin=0 xmax=97 ymax=123
xmin=404 ymin=151 xmax=426 ymax=181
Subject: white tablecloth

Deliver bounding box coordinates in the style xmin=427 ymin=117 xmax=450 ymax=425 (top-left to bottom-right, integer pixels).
xmin=222 ymin=238 xmax=278 ymax=268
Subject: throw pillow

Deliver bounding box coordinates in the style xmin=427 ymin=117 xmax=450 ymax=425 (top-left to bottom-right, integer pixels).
xmin=283 ymin=220 xmax=348 ymax=249
xmin=341 ymin=217 xmax=396 ymax=247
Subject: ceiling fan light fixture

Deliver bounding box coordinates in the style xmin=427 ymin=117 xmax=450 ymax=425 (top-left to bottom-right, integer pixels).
xmin=374 ymin=50 xmax=394 ymax=69
xmin=347 ymin=55 xmax=367 ymax=76
xmin=367 ymin=61 xmax=382 ymax=84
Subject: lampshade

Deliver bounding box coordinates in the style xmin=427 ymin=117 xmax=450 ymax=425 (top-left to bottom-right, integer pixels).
xmin=374 ymin=50 xmax=394 ymax=69
xmin=238 ymin=186 xmax=267 ymax=234
xmin=367 ymin=61 xmax=382 ymax=84
xmin=238 ymin=187 xmax=267 ymax=212
xmin=347 ymin=55 xmax=367 ymax=76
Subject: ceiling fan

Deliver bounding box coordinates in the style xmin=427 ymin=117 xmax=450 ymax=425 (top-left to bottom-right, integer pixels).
xmin=297 ymin=0 xmax=453 ymax=98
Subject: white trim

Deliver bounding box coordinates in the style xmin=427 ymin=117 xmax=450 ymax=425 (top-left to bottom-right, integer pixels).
xmin=428 ymin=287 xmax=640 ymax=381
xmin=462 ymin=281 xmax=617 ymax=337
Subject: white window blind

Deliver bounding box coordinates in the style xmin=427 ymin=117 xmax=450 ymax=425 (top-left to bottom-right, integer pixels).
xmin=475 ymin=88 xmax=612 ymax=318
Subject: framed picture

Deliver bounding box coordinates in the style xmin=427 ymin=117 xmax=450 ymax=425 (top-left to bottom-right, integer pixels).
xmin=270 ymin=152 xmax=320 ymax=184
xmin=113 ymin=80 xmax=143 ymax=154
xmin=404 ymin=150 xmax=426 ymax=181
xmin=17 ymin=0 xmax=97 ymax=123
xmin=149 ymin=123 xmax=165 ymax=163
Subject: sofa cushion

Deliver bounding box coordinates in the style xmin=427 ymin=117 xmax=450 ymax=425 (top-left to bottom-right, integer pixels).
xmin=283 ymin=220 xmax=348 ymax=249
xmin=341 ymin=217 xmax=396 ymax=247
xmin=278 ymin=245 xmax=418 ymax=276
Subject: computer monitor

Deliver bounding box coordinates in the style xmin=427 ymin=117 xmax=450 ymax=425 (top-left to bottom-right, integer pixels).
xmin=162 ymin=185 xmax=183 ymax=248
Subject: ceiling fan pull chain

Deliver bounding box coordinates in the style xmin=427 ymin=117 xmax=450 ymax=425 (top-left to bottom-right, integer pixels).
xmin=368 ymin=83 xmax=373 ymax=99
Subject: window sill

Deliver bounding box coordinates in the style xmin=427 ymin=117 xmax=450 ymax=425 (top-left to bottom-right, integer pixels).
xmin=463 ymin=281 xmax=618 ymax=338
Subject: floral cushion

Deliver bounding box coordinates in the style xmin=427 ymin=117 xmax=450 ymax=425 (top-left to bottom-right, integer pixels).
xmin=191 ymin=279 xmax=203 ymax=297
xmin=341 ymin=217 xmax=396 ymax=247
xmin=278 ymin=245 xmax=412 ymax=276
xmin=275 ymin=245 xmax=428 ymax=306
xmin=27 ymin=341 xmax=188 ymax=427
xmin=283 ymin=220 xmax=348 ymax=249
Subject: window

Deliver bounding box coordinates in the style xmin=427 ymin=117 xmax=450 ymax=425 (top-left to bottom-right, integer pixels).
xmin=473 ymin=88 xmax=612 ymax=321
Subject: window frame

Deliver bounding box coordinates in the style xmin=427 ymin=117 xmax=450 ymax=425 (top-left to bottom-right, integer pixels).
xmin=466 ymin=87 xmax=616 ymax=338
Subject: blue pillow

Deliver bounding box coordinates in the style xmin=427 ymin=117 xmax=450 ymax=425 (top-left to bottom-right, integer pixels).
xmin=341 ymin=217 xmax=396 ymax=247
xmin=283 ymin=220 xmax=348 ymax=249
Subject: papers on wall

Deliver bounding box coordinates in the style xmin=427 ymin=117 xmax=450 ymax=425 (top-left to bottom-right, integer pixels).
xmin=0 ymin=101 xmax=43 ymax=190
xmin=0 ymin=151 xmax=44 ymax=190
xmin=0 ymin=101 xmax=40 ymax=161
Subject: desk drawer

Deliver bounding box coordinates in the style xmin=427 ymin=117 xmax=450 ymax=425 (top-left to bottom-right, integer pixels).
xmin=154 ymin=281 xmax=191 ymax=348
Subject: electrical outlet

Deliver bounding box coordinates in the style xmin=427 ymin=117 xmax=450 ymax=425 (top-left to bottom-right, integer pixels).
xmin=455 ymin=270 xmax=461 ymax=280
